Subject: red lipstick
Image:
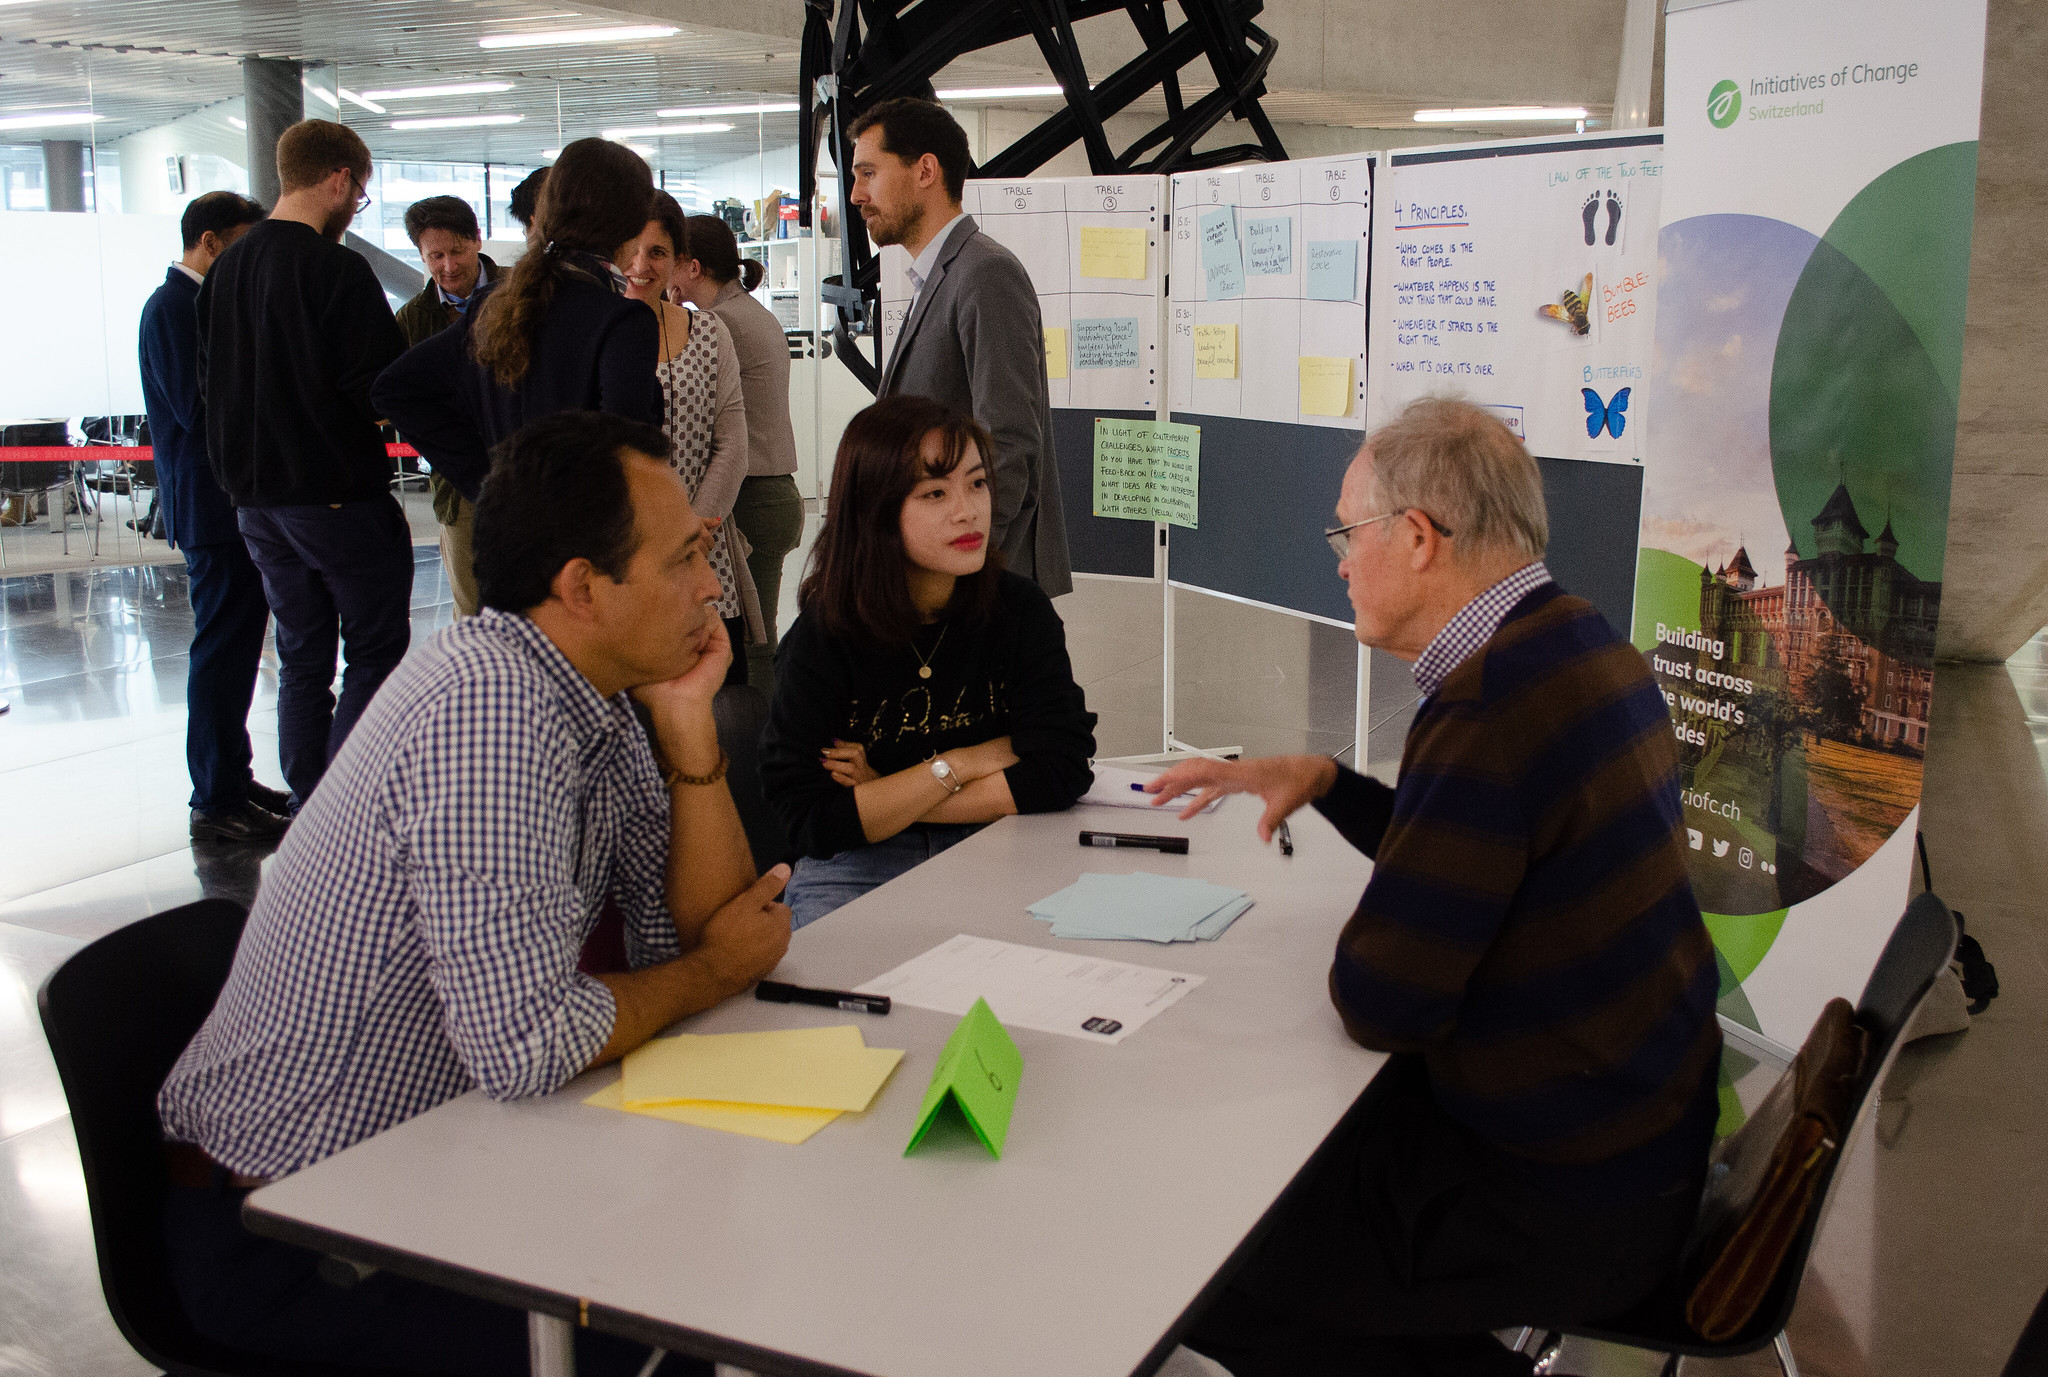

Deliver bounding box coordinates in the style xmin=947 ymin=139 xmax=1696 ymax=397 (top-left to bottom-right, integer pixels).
xmin=951 ymin=533 xmax=984 ymax=551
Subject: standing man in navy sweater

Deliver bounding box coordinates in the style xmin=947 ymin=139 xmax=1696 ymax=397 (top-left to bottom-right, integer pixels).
xmin=1150 ymin=399 xmax=1721 ymax=1377
xmin=139 ymin=190 xmax=289 ymax=843
xmin=197 ymin=121 xmax=411 ymax=811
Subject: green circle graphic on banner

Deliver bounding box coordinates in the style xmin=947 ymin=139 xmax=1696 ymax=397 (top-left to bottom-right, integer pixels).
xmin=1708 ymin=79 xmax=1742 ymax=128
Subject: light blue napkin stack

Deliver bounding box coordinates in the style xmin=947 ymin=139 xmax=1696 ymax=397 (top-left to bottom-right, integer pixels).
xmin=1028 ymin=872 xmax=1253 ymax=943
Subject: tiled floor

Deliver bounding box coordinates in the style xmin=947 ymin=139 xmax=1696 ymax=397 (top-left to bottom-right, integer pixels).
xmin=1 ymin=555 xmax=2044 ymax=1376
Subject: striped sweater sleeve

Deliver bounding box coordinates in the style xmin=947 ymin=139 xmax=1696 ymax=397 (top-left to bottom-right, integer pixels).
xmin=1327 ymin=703 xmax=1528 ymax=1052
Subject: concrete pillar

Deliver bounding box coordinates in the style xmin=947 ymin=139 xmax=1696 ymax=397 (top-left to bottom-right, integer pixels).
xmin=1612 ymin=0 xmax=1658 ymax=130
xmin=40 ymin=141 xmax=86 ymax=212
xmin=242 ymin=57 xmax=303 ymax=210
xmin=1938 ymin=0 xmax=2048 ymax=660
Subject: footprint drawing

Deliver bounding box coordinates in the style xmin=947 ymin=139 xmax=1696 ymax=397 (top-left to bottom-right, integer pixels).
xmin=1581 ymin=193 xmax=1601 ymax=246
xmin=1603 ymin=190 xmax=1622 ymax=246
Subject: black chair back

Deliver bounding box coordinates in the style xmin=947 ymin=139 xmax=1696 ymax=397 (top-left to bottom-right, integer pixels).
xmin=36 ymin=899 xmax=252 ymax=1375
xmin=715 ymin=682 xmax=796 ymax=871
xmin=1699 ymin=891 xmax=1957 ymax=1350
xmin=1565 ymin=892 xmax=1956 ymax=1361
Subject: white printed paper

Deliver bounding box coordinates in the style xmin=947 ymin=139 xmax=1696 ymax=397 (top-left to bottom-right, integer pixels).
xmin=856 ymin=935 xmax=1204 ymax=1045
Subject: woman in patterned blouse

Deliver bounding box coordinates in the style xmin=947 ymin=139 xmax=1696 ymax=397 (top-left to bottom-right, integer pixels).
xmin=617 ymin=191 xmax=762 ymax=684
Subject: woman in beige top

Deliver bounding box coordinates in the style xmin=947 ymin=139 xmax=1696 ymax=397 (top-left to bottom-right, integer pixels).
xmin=675 ymin=213 xmax=805 ymax=695
xmin=618 ymin=192 xmax=764 ymax=685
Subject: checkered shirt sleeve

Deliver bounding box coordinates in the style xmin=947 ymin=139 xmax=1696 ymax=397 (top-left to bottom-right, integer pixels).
xmin=158 ymin=612 xmax=683 ymax=1177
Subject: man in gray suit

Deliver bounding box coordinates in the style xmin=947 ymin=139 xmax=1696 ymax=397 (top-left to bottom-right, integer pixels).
xmin=850 ymin=97 xmax=1073 ymax=597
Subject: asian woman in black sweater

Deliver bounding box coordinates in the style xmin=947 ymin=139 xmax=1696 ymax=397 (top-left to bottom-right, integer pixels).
xmin=759 ymin=396 xmax=1096 ymax=928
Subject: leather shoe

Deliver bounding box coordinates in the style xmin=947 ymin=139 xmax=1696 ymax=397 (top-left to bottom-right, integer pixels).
xmin=246 ymin=782 xmax=295 ymax=817
xmin=190 ymin=802 xmax=290 ymax=844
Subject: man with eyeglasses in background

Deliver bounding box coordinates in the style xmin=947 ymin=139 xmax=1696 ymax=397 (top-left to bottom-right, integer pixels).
xmin=1147 ymin=398 xmax=1721 ymax=1376
xmin=196 ymin=119 xmax=411 ymax=813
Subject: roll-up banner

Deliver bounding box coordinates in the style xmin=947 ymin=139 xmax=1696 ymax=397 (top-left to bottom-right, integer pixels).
xmin=1637 ymin=0 xmax=1986 ymax=1048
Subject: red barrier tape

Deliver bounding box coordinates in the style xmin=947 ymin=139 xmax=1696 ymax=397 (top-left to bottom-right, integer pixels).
xmin=0 ymin=443 xmax=421 ymax=461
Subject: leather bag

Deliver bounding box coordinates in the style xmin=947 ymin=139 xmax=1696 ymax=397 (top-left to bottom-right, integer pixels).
xmin=1683 ymin=997 xmax=1868 ymax=1341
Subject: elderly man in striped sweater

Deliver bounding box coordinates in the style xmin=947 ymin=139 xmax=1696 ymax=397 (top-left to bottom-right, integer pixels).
xmin=1151 ymin=397 xmax=1722 ymax=1377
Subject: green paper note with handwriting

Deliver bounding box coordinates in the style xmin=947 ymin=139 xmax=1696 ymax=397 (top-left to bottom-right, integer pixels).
xmin=904 ymin=997 xmax=1023 ymax=1159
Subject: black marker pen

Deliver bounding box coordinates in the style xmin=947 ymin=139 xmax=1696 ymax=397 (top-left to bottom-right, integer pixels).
xmin=755 ymin=980 xmax=891 ymax=1015
xmin=1078 ymin=830 xmax=1190 ymax=855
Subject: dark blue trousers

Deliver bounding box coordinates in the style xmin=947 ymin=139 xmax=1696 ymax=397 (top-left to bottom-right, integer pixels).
xmin=166 ymin=1180 xmax=705 ymax=1376
xmin=181 ymin=540 xmax=272 ymax=814
xmin=237 ymin=499 xmax=413 ymax=808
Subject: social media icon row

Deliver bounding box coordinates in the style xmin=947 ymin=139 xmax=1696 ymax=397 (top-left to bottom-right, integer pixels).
xmin=1686 ymin=829 xmax=1777 ymax=875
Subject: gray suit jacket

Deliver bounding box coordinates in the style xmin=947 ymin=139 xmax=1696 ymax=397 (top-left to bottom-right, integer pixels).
xmin=881 ymin=216 xmax=1072 ymax=597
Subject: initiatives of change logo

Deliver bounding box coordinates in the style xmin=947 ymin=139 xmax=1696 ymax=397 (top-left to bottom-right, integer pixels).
xmin=1708 ymin=79 xmax=1742 ymax=128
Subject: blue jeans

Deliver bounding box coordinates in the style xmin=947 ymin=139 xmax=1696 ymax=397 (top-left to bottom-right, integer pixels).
xmin=786 ymin=824 xmax=984 ymax=930
xmin=237 ymin=499 xmax=413 ymax=808
xmin=182 ymin=540 xmax=271 ymax=813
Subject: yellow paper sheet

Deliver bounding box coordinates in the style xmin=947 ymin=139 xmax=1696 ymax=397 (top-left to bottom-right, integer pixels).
xmin=621 ymin=1025 xmax=904 ymax=1113
xmin=1192 ymin=324 xmax=1238 ymax=379
xmin=1078 ymin=225 xmax=1148 ymax=280
xmin=584 ymin=1078 xmax=839 ymax=1145
xmin=1299 ymin=356 xmax=1354 ymax=417
xmin=1044 ymin=327 xmax=1069 ymax=380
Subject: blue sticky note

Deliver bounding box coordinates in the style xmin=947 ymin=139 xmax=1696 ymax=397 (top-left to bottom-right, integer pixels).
xmin=1245 ymin=216 xmax=1293 ymax=276
xmin=1306 ymin=239 xmax=1358 ymax=302
xmin=1072 ymin=317 xmax=1141 ymax=369
xmin=1199 ymin=206 xmax=1245 ymax=301
xmin=1030 ymin=872 xmax=1252 ymax=943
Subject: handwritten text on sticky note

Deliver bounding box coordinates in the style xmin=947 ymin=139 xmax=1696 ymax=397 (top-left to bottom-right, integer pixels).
xmin=1198 ymin=206 xmax=1244 ymax=301
xmin=1299 ymin=356 xmax=1355 ymax=417
xmin=1078 ymin=225 xmax=1148 ymax=280
xmin=1306 ymin=240 xmax=1359 ymax=302
xmin=1245 ymin=216 xmax=1293 ymax=276
xmin=1073 ymin=317 xmax=1141 ymax=369
xmin=1192 ymin=324 xmax=1238 ymax=379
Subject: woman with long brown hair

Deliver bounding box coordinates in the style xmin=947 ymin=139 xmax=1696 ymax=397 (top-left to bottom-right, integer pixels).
xmin=674 ymin=213 xmax=803 ymax=694
xmin=373 ymin=138 xmax=662 ymax=608
xmin=758 ymin=395 xmax=1095 ymax=928
xmin=616 ymin=191 xmax=761 ymax=684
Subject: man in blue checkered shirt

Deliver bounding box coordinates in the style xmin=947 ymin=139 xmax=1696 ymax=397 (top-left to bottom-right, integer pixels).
xmin=156 ymin=412 xmax=791 ymax=1376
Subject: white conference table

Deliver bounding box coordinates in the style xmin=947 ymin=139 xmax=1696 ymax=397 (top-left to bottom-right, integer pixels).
xmin=244 ymin=797 xmax=1385 ymax=1377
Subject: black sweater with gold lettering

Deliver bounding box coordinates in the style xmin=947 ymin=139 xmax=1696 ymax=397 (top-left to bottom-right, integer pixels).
xmin=761 ymin=571 xmax=1096 ymax=859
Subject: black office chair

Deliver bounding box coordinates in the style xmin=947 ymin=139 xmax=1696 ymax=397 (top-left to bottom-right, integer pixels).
xmin=1529 ymin=891 xmax=1958 ymax=1377
xmin=36 ymin=899 xmax=381 ymax=1377
xmin=715 ymin=682 xmax=796 ymax=872
xmin=2004 ymin=1282 xmax=2048 ymax=1377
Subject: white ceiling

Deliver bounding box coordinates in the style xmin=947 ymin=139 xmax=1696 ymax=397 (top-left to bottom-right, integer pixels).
xmin=0 ymin=0 xmax=1625 ymax=175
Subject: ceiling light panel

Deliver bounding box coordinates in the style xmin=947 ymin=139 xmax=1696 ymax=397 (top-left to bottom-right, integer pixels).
xmin=1412 ymin=106 xmax=1589 ymax=122
xmin=933 ymin=85 xmax=1063 ymax=100
xmin=653 ymin=102 xmax=800 ymax=118
xmin=478 ymin=25 xmax=678 ymax=50
xmin=390 ymin=114 xmax=524 ymax=130
xmin=361 ymin=82 xmax=516 ymax=101
xmin=602 ymin=123 xmax=734 ymax=139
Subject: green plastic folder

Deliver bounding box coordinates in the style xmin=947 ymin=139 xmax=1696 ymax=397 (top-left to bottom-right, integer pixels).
xmin=905 ymin=997 xmax=1023 ymax=1159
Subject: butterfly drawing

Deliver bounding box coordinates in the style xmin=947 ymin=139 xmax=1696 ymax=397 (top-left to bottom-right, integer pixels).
xmin=1582 ymin=386 xmax=1631 ymax=439
xmin=1538 ymin=272 xmax=1594 ymax=336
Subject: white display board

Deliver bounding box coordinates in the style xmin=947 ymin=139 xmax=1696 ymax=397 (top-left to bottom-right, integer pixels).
xmin=1366 ymin=132 xmax=1663 ymax=465
xmin=1166 ymin=153 xmax=1373 ymax=426
xmin=879 ymin=175 xmax=1166 ymax=412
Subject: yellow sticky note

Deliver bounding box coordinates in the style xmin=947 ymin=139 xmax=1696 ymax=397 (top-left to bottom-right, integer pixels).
xmin=1044 ymin=327 xmax=1069 ymax=379
xmin=1079 ymin=225 xmax=1148 ymax=280
xmin=1193 ymin=324 xmax=1238 ymax=379
xmin=584 ymin=1078 xmax=840 ymax=1145
xmin=621 ymin=1025 xmax=904 ymax=1113
xmin=1299 ymin=356 xmax=1354 ymax=417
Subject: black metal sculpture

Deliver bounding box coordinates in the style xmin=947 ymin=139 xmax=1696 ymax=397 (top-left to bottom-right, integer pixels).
xmin=800 ymin=0 xmax=1289 ymax=391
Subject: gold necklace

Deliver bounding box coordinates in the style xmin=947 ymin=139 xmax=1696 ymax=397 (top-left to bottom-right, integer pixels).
xmin=912 ymin=624 xmax=947 ymax=680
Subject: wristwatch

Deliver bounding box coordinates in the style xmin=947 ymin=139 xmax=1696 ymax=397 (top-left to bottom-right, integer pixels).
xmin=929 ymin=757 xmax=964 ymax=794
